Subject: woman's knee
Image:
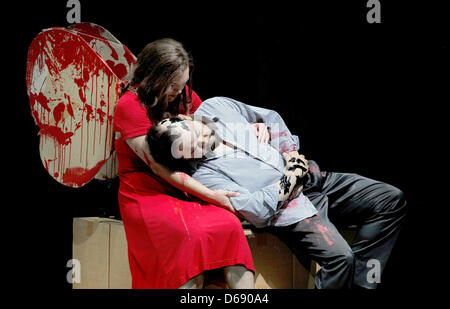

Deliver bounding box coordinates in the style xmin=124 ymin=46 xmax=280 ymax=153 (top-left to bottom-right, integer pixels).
xmin=178 ymin=273 xmax=205 ymax=289
xmin=226 ymin=214 xmax=247 ymax=236
xmin=224 ymin=266 xmax=255 ymax=289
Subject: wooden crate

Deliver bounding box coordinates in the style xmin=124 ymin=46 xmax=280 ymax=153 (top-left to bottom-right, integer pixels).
xmin=72 ymin=217 xmax=131 ymax=289
xmin=72 ymin=217 xmax=356 ymax=289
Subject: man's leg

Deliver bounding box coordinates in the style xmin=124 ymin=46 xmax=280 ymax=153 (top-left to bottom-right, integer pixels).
xmin=271 ymin=213 xmax=355 ymax=289
xmin=311 ymin=172 xmax=408 ymax=289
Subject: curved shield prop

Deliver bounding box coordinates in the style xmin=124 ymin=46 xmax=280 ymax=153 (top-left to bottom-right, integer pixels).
xmin=26 ymin=24 xmax=136 ymax=188
xmin=67 ymin=23 xmax=136 ymax=81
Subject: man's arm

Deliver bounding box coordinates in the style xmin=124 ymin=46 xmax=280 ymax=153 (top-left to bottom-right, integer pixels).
xmin=211 ymin=98 xmax=309 ymax=192
xmin=203 ymin=97 xmax=299 ymax=154
xmin=192 ymin=153 xmax=307 ymax=228
xmin=192 ymin=166 xmax=279 ymax=228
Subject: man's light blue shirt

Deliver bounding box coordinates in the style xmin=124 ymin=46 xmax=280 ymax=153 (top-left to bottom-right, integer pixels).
xmin=192 ymin=97 xmax=318 ymax=228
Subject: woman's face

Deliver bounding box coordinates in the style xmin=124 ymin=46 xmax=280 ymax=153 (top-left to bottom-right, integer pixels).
xmin=159 ymin=119 xmax=215 ymax=159
xmin=166 ymin=67 xmax=190 ymax=102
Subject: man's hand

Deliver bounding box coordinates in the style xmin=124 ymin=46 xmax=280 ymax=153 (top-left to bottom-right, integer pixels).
xmin=251 ymin=122 xmax=270 ymax=144
xmin=285 ymin=152 xmax=309 ymax=200
xmin=289 ymin=184 xmax=304 ymax=200
xmin=277 ymin=152 xmax=309 ymax=203
xmin=283 ymin=151 xmax=309 ymax=178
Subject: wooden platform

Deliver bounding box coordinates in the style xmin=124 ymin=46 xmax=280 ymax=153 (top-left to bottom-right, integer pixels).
xmin=72 ymin=217 xmax=356 ymax=289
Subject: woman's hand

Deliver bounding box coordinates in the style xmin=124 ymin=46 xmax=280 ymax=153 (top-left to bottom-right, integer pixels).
xmin=208 ymin=190 xmax=239 ymax=214
xmin=176 ymin=114 xmax=192 ymax=120
xmin=251 ymin=123 xmax=270 ymax=144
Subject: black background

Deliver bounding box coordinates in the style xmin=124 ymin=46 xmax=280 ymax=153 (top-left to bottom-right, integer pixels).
xmin=6 ymin=0 xmax=448 ymax=300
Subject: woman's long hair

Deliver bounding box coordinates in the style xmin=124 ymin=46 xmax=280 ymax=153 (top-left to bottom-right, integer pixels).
xmin=122 ymin=38 xmax=194 ymax=122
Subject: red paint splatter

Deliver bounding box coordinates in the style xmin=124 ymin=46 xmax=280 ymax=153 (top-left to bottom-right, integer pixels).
xmin=174 ymin=201 xmax=191 ymax=239
xmin=29 ymin=92 xmax=51 ymax=114
xmin=53 ymin=102 xmax=65 ymax=125
xmin=74 ymin=77 xmax=84 ymax=88
xmin=280 ymin=142 xmax=297 ymax=154
xmin=69 ymin=24 xmax=133 ymax=79
xmin=270 ymin=130 xmax=297 ymax=153
xmin=103 ymin=40 xmax=118 ymax=60
xmin=39 ymin=123 xmax=74 ymax=146
xmin=78 ymin=87 xmax=86 ymax=103
xmin=143 ymin=152 xmax=153 ymax=167
xmin=61 ymin=159 xmax=106 ymax=187
xmin=76 ymin=29 xmax=135 ymax=79
xmin=176 ymin=172 xmax=190 ymax=198
xmin=84 ymin=104 xmax=94 ymax=122
xmin=123 ymin=46 xmax=135 ymax=66
xmin=270 ymin=131 xmax=288 ymax=139
xmin=280 ymin=143 xmax=289 ymax=153
xmin=317 ymin=224 xmax=334 ymax=246
xmin=96 ymin=107 xmax=106 ymax=124
xmin=106 ymin=61 xmax=127 ymax=80
xmin=69 ymin=24 xmax=129 ymax=79
xmin=65 ymin=94 xmax=74 ymax=118
xmin=284 ymin=199 xmax=298 ymax=209
xmin=177 ymin=172 xmax=187 ymax=186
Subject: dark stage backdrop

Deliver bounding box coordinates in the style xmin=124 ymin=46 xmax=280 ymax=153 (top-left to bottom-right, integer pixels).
xmin=8 ymin=0 xmax=447 ymax=296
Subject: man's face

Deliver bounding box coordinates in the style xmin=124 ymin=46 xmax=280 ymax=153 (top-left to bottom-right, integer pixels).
xmin=158 ymin=119 xmax=216 ymax=159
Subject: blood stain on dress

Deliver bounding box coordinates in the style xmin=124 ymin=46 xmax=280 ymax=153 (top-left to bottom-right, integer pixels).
xmin=174 ymin=200 xmax=191 ymax=240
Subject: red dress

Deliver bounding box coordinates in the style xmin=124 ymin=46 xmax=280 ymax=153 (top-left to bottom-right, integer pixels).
xmin=113 ymin=89 xmax=254 ymax=289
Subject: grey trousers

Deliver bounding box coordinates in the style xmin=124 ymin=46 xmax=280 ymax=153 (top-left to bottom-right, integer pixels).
xmin=270 ymin=161 xmax=407 ymax=289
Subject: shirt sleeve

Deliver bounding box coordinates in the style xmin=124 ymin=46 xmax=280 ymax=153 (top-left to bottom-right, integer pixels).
xmin=192 ymin=165 xmax=280 ymax=228
xmin=202 ymin=97 xmax=299 ymax=154
xmin=113 ymin=93 xmax=152 ymax=140
xmin=247 ymin=103 xmax=299 ymax=154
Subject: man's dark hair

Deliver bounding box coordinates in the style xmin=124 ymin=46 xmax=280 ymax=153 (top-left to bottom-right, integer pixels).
xmin=146 ymin=118 xmax=199 ymax=175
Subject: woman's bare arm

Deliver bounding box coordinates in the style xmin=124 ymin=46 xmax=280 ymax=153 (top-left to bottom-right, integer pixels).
xmin=126 ymin=135 xmax=238 ymax=212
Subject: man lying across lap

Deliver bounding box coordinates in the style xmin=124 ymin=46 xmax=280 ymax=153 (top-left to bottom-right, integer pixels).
xmin=146 ymin=97 xmax=407 ymax=289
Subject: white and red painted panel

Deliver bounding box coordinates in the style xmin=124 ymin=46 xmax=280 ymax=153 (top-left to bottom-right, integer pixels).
xmin=26 ymin=24 xmax=136 ymax=188
xmin=67 ymin=23 xmax=136 ymax=81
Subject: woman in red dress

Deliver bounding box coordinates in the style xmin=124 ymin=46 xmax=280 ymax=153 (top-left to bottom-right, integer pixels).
xmin=113 ymin=38 xmax=255 ymax=289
